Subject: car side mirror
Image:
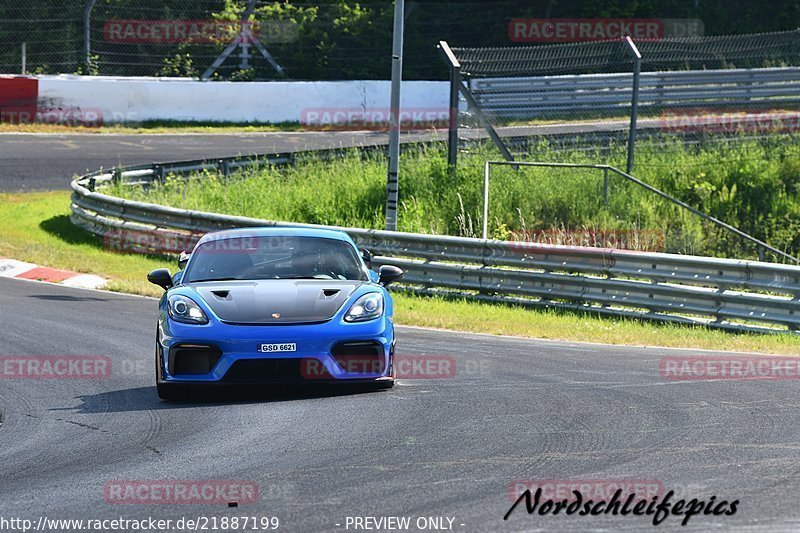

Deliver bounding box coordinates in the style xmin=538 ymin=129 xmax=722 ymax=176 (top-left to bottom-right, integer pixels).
xmin=147 ymin=268 xmax=173 ymax=291
xmin=361 ymin=248 xmax=372 ymax=268
xmin=178 ymin=251 xmax=190 ymax=270
xmin=378 ymin=265 xmax=403 ymax=287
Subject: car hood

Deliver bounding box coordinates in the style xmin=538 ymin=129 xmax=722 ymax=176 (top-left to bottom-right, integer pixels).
xmin=190 ymin=279 xmax=363 ymax=324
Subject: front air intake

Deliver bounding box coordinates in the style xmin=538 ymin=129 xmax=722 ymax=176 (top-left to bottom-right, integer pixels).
xmin=168 ymin=344 xmax=222 ymax=376
xmin=331 ymin=341 xmax=386 ymax=374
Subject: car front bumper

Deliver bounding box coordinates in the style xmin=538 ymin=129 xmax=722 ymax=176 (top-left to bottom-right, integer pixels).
xmin=157 ymin=315 xmax=394 ymax=385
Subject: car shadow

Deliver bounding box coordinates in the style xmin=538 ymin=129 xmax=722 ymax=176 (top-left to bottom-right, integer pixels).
xmin=54 ymin=384 xmax=386 ymax=414
xmin=38 ymin=214 xmax=172 ymax=261
xmin=29 ymin=294 xmax=108 ymax=302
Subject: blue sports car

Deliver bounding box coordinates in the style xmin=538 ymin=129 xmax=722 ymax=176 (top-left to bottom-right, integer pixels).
xmin=147 ymin=227 xmax=403 ymax=400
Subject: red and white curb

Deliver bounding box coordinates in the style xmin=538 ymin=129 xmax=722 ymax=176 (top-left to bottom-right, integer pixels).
xmin=0 ymin=259 xmax=107 ymax=289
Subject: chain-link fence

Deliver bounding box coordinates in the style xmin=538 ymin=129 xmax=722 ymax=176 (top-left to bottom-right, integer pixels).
xmin=445 ymin=30 xmax=800 ymax=157
xmin=0 ymin=0 xmax=85 ymax=75
xmin=3 ymin=1 xmax=800 ymax=80
xmin=436 ymin=30 xmax=800 ymax=263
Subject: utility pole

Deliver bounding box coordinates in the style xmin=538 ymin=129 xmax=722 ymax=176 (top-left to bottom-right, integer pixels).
xmin=385 ymin=0 xmax=404 ymax=231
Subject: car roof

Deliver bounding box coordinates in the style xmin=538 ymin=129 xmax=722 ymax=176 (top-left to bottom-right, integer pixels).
xmin=194 ymin=227 xmax=357 ymax=248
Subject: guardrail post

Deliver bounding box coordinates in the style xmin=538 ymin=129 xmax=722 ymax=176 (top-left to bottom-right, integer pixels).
xmin=219 ymin=159 xmax=230 ymax=178
xmin=483 ymin=161 xmax=490 ymax=239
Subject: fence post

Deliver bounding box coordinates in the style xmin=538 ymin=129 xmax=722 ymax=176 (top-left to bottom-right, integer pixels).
xmin=438 ymin=41 xmax=461 ymax=169
xmin=624 ymin=36 xmax=642 ymax=174
xmin=603 ymin=167 xmax=609 ymax=205
xmin=447 ymin=64 xmax=461 ymax=168
xmin=84 ymin=0 xmax=98 ymax=66
xmin=21 ymin=43 xmax=26 ymax=74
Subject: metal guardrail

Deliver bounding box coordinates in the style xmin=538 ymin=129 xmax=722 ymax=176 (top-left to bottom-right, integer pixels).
xmin=469 ymin=67 xmax=800 ymax=119
xmin=69 ymin=155 xmax=800 ymax=335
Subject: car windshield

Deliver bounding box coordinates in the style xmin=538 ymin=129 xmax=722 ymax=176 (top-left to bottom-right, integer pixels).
xmin=184 ymin=235 xmax=367 ymax=283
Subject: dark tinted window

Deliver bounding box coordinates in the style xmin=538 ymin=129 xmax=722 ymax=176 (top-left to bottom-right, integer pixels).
xmin=184 ymin=236 xmax=366 ymax=282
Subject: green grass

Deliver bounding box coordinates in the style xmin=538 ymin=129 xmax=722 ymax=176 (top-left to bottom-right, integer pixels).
xmin=2 ymin=190 xmax=800 ymax=354
xmin=0 ymin=191 xmax=172 ymax=296
xmin=107 ymin=136 xmax=800 ymax=262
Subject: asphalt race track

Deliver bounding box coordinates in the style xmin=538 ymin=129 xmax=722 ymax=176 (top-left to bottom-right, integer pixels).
xmin=2 ymin=276 xmax=799 ymax=531
xmin=3 ymin=128 xmax=799 ymax=531
xmin=0 ymin=131 xmax=413 ymax=191
xmin=0 ymin=119 xmax=649 ymax=192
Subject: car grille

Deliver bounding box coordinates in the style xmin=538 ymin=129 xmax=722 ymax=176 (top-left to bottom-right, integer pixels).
xmin=222 ymin=359 xmax=303 ymax=383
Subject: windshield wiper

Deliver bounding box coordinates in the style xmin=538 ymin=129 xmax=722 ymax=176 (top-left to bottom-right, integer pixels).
xmin=189 ymin=277 xmax=240 ymax=283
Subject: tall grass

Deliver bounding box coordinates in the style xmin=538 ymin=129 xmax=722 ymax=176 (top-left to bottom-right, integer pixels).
xmin=108 ymin=135 xmax=800 ymax=261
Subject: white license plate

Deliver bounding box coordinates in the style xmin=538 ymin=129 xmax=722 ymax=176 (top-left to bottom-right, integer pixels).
xmin=258 ymin=343 xmax=297 ymax=353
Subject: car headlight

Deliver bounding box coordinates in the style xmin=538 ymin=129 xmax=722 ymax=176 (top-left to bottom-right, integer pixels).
xmin=345 ymin=293 xmax=384 ymax=322
xmin=168 ymin=295 xmax=208 ymax=324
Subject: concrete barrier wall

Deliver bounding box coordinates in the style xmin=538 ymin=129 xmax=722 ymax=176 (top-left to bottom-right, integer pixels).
xmin=35 ymin=75 xmax=450 ymax=124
